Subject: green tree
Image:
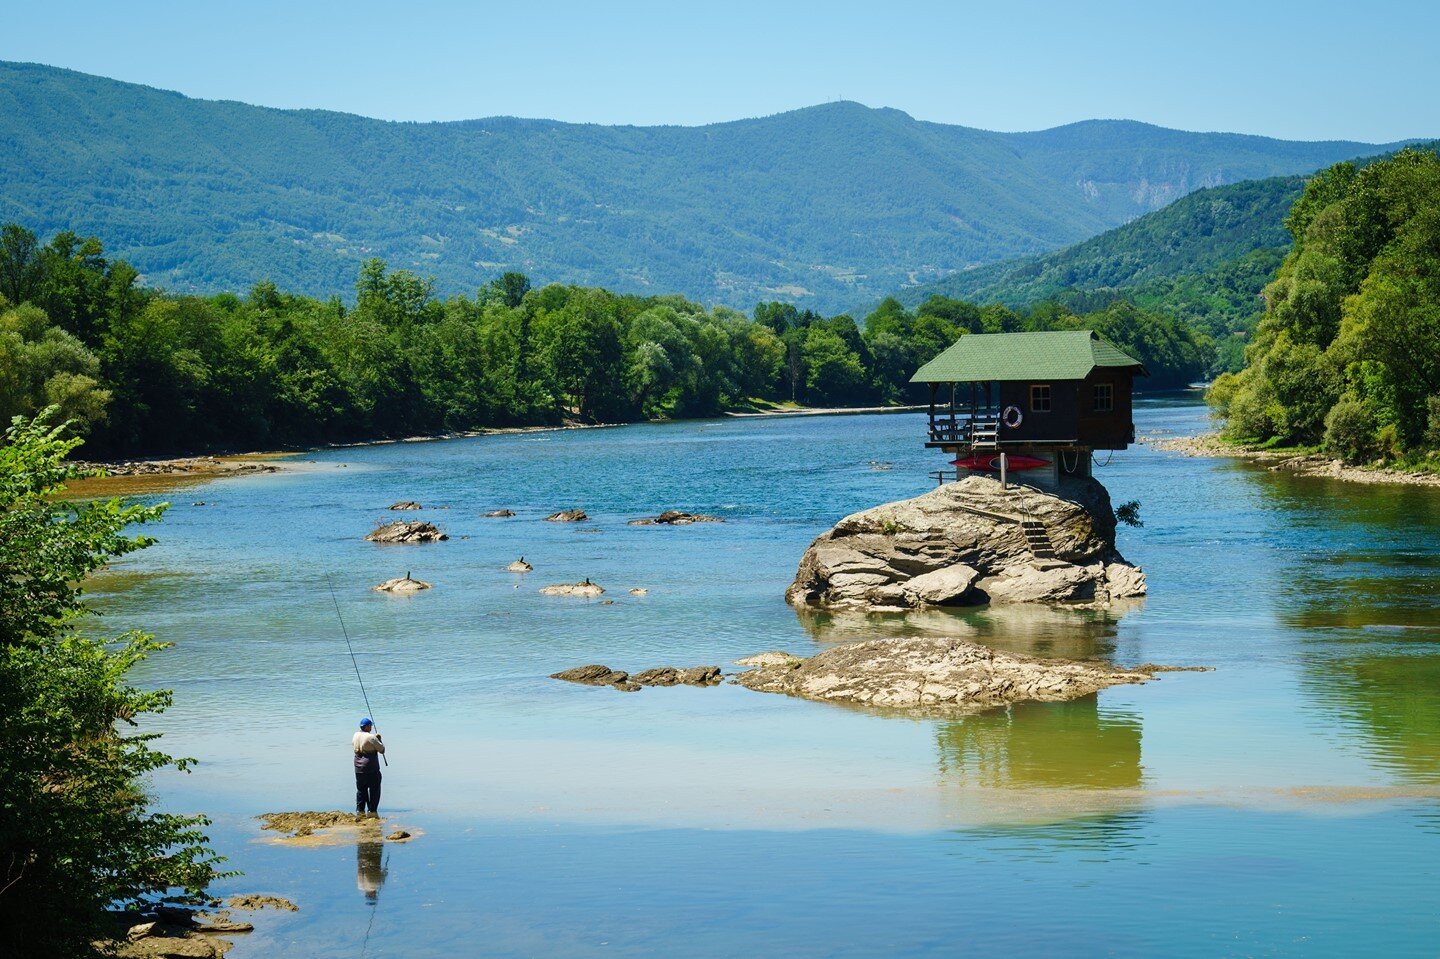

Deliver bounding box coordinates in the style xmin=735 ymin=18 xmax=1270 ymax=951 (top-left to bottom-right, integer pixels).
xmin=0 ymin=412 xmax=226 ymax=955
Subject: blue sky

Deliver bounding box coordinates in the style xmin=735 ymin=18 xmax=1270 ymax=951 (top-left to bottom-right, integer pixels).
xmin=4 ymin=0 xmax=1436 ymax=142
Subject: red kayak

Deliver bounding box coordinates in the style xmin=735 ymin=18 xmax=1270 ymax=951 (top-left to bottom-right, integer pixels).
xmin=951 ymin=453 xmax=1049 ymax=472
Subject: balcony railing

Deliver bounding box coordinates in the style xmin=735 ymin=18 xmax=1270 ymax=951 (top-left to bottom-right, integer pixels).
xmin=927 ymin=413 xmax=1000 ymax=447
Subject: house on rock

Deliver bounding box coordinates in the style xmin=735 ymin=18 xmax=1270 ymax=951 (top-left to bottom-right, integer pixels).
xmin=911 ymin=330 xmax=1146 ymax=487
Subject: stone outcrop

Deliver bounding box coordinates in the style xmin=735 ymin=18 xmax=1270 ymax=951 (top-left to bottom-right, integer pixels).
xmin=506 ymin=557 xmax=533 ymax=572
xmin=551 ymin=663 xmax=722 ymax=692
xmin=366 ymin=520 xmax=447 ymax=544
xmin=546 ymin=509 xmax=588 ymax=522
xmin=540 ymin=579 xmax=604 ymax=597
xmin=735 ymin=636 xmax=1168 ymax=714
xmin=483 ymin=509 xmax=516 ymax=517
xmin=787 ymin=475 xmax=1144 ymax=610
xmin=388 ymin=501 xmax=422 ymax=510
xmin=628 ymin=510 xmax=724 ymax=526
xmin=373 ymin=574 xmax=431 ymax=593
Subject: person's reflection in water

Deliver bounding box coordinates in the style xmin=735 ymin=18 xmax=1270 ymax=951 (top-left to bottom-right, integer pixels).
xmin=356 ymin=841 xmax=388 ymax=902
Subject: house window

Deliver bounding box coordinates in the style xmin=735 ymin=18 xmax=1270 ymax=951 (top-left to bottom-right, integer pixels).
xmin=1030 ymin=384 xmax=1051 ymax=413
xmin=1093 ymin=383 xmax=1114 ymax=413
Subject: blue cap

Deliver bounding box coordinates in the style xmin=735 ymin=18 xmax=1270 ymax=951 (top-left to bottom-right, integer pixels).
xmin=359 ymin=718 xmax=373 ymax=728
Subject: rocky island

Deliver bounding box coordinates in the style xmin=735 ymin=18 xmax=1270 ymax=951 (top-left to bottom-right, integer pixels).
xmin=735 ymin=637 xmax=1177 ymax=714
xmin=788 ymin=474 xmax=1144 ymax=610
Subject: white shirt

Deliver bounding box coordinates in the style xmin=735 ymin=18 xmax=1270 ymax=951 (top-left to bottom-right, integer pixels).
xmin=352 ymin=730 xmax=385 ymax=754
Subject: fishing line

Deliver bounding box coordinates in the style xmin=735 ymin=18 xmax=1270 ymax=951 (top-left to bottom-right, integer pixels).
xmin=326 ymin=573 xmax=387 ymax=766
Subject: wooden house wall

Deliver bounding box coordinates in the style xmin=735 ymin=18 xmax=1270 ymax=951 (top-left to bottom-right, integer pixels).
xmin=996 ymin=380 xmax=1080 ymax=444
xmin=1077 ymin=369 xmax=1135 ymax=450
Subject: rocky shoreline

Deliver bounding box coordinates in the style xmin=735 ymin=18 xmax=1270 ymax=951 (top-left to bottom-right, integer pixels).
xmin=1144 ymin=433 xmax=1440 ymax=487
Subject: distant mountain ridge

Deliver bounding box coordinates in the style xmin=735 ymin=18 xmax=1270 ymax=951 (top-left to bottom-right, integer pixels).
xmin=0 ymin=61 xmax=1414 ymax=311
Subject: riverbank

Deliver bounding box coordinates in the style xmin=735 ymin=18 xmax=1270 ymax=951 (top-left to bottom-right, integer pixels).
xmin=726 ymin=403 xmax=923 ymax=419
xmin=1143 ymin=432 xmax=1440 ymax=487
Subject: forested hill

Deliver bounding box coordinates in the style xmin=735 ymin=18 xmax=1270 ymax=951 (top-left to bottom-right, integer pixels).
xmin=897 ymin=176 xmax=1305 ymax=370
xmin=0 ymin=61 xmax=1407 ymax=313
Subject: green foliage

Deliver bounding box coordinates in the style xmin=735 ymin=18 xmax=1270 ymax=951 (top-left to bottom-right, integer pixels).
xmin=2 ymin=219 xmax=1221 ymax=457
xmin=0 ymin=412 xmax=227 ymax=956
xmin=1115 ymin=500 xmax=1143 ymax=527
xmin=0 ymin=303 xmax=110 ymax=433
xmin=1212 ymin=149 xmax=1440 ymax=463
xmin=0 ymin=62 xmax=1403 ymax=314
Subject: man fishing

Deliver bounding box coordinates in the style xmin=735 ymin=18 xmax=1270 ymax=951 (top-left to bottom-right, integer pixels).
xmin=353 ymin=718 xmax=386 ymax=816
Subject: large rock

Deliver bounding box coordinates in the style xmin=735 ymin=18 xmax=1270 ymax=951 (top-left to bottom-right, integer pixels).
xmin=787 ymin=475 xmax=1144 ymax=610
xmin=735 ymin=636 xmax=1167 ymax=714
xmin=366 ymin=521 xmax=447 ymax=544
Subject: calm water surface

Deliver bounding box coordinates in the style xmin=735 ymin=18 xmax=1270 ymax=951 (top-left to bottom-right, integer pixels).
xmin=92 ymin=396 xmax=1440 ymax=957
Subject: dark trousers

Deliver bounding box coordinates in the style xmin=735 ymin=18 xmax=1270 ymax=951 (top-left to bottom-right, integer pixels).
xmin=355 ymin=765 xmax=382 ymax=814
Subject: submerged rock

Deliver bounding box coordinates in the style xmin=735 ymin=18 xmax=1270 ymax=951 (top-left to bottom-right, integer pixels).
xmin=540 ymin=579 xmax=604 ymax=597
xmin=483 ymin=509 xmax=516 ymax=517
xmin=373 ymin=573 xmax=431 ymax=593
xmin=506 ymin=557 xmax=533 ymax=572
xmin=366 ymin=520 xmax=447 ymax=544
xmin=388 ymin=500 xmax=422 ymax=510
xmin=628 ymin=587 xmax=648 ymax=596
xmin=787 ymin=475 xmax=1144 ymax=610
xmin=546 ymin=509 xmax=588 ymax=522
xmin=735 ymin=636 xmax=1170 ymax=714
xmin=628 ymin=510 xmax=724 ymax=526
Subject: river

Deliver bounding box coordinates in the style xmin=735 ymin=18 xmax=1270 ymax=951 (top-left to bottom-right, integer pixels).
xmin=92 ymin=394 xmax=1440 ymax=957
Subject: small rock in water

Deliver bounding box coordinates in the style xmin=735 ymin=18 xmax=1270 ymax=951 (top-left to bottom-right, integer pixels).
xmin=629 ymin=587 xmax=648 ymax=596
xmin=551 ymin=663 xmax=721 ymax=690
xmin=227 ymin=894 xmax=299 ymax=912
xmin=366 ymin=520 xmax=447 ymax=544
xmin=374 ymin=574 xmax=432 ymax=593
xmin=483 ymin=509 xmax=516 ymax=518
xmin=540 ymin=580 xmax=604 ymax=597
xmin=628 ymin=510 xmax=724 ymax=526
xmin=545 ymin=509 xmax=588 ymax=522
xmin=734 ymin=651 xmax=801 ymax=668
xmin=388 ymin=501 xmax=423 ymax=510
xmin=551 ymin=664 xmax=630 ymax=686
xmin=386 ymin=830 xmax=412 ymax=841
xmin=506 ymin=557 xmax=533 ymax=573
xmin=192 ymin=911 xmax=254 ymax=933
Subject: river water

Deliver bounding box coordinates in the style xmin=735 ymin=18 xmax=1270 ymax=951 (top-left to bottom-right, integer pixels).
xmin=92 ymin=395 xmax=1440 ymax=957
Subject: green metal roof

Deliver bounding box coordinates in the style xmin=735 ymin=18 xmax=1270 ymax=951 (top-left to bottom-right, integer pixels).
xmin=910 ymin=330 xmax=1147 ymax=383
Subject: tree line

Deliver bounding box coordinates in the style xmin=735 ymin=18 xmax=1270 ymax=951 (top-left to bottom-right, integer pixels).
xmin=1208 ymin=149 xmax=1440 ymax=466
xmin=0 ymin=223 xmax=1211 ymax=458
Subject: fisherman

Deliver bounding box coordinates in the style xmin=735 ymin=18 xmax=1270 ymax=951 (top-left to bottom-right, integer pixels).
xmin=353 ymin=718 xmax=385 ymax=816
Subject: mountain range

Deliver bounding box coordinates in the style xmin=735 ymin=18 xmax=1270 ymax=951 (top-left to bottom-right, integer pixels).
xmin=0 ymin=60 xmax=1414 ymax=312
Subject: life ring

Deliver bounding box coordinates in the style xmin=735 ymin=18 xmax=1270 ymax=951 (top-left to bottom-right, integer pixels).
xmin=1002 ymin=405 xmax=1023 ymax=429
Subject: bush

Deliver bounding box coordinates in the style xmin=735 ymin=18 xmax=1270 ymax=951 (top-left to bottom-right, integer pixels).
xmin=0 ymin=411 xmax=227 ymax=956
xmin=1323 ymin=396 xmax=1380 ymax=463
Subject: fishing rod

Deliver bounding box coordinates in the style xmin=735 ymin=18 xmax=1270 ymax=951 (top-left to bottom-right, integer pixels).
xmin=326 ymin=573 xmax=387 ymax=766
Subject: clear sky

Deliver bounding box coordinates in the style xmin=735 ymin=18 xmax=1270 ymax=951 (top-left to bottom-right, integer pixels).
xmin=4 ymin=0 xmax=1436 ymax=142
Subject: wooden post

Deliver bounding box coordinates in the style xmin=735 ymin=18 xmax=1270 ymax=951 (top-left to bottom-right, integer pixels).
xmin=999 ymin=451 xmax=1008 ymax=490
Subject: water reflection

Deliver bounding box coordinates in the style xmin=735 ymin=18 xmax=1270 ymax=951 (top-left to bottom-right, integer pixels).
xmin=936 ymin=697 xmax=1144 ymax=790
xmin=1304 ymin=655 xmax=1440 ymax=784
xmin=794 ymin=601 xmax=1141 ymax=661
xmin=356 ymin=841 xmax=388 ymax=902
xmin=944 ymin=811 xmax=1153 ymax=863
